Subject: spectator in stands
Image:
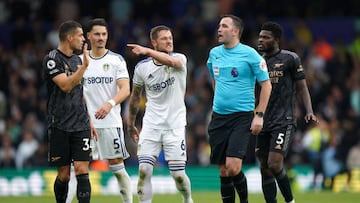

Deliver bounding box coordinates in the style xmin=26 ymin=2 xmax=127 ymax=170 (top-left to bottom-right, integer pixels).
xmin=0 ymin=133 xmax=16 ymax=168
xmin=15 ymin=130 xmax=39 ymax=169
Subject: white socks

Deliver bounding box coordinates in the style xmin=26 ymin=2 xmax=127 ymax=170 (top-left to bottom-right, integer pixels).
xmin=169 ymin=161 xmax=193 ymax=203
xmin=110 ymin=163 xmax=133 ymax=203
xmin=137 ymin=157 xmax=156 ymax=203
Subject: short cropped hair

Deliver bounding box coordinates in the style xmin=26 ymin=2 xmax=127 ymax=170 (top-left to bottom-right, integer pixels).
xmin=86 ymin=18 xmax=108 ymax=33
xmin=58 ymin=20 xmax=82 ymax=41
xmin=150 ymin=25 xmax=171 ymax=40
xmin=261 ymin=21 xmax=283 ymax=40
xmin=220 ymin=14 xmax=244 ymax=38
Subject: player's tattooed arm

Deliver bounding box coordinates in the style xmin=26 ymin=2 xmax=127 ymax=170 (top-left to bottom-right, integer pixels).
xmin=127 ymin=85 xmax=142 ymax=125
xmin=127 ymin=85 xmax=142 ymax=142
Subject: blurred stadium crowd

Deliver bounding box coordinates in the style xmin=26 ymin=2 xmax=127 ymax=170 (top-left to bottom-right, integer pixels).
xmin=0 ymin=0 xmax=360 ymax=188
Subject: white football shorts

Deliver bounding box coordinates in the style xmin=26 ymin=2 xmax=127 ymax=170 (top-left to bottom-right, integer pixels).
xmin=92 ymin=128 xmax=130 ymax=160
xmin=138 ymin=127 xmax=187 ymax=161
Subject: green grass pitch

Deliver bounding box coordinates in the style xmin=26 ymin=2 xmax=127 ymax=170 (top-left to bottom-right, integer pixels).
xmin=0 ymin=191 xmax=358 ymax=203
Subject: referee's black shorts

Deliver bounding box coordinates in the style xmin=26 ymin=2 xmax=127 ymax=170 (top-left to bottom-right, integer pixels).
xmin=208 ymin=111 xmax=254 ymax=165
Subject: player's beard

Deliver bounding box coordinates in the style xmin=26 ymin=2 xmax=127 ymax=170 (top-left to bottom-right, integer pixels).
xmin=260 ymin=45 xmax=275 ymax=54
xmin=73 ymin=46 xmax=84 ymax=55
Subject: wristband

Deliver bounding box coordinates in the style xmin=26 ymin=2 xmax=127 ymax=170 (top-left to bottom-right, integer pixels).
xmin=108 ymin=99 xmax=116 ymax=107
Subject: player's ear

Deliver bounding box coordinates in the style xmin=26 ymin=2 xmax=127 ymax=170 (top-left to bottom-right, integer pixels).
xmin=151 ymin=39 xmax=157 ymax=48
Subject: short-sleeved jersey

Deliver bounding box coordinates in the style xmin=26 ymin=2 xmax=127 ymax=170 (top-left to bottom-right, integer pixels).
xmin=82 ymin=50 xmax=129 ymax=128
xmin=263 ymin=49 xmax=306 ymax=130
xmin=207 ymin=43 xmax=269 ymax=115
xmin=132 ymin=52 xmax=187 ymax=129
xmin=42 ymin=49 xmax=90 ymax=132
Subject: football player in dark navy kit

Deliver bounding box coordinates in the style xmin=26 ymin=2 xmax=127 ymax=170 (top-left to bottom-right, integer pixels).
xmin=256 ymin=21 xmax=318 ymax=203
xmin=42 ymin=20 xmax=98 ymax=203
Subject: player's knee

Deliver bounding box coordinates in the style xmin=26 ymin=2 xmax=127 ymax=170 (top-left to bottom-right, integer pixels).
xmin=226 ymin=162 xmax=241 ymax=176
xmin=138 ymin=164 xmax=153 ymax=179
xmin=267 ymin=161 xmax=282 ymax=173
xmin=138 ymin=156 xmax=156 ymax=180
xmin=169 ymin=161 xmax=186 ymax=181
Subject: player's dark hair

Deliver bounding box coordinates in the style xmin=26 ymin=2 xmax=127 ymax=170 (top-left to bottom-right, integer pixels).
xmin=86 ymin=18 xmax=108 ymax=33
xmin=150 ymin=25 xmax=171 ymax=40
xmin=261 ymin=21 xmax=283 ymax=40
xmin=220 ymin=14 xmax=244 ymax=38
xmin=58 ymin=20 xmax=82 ymax=42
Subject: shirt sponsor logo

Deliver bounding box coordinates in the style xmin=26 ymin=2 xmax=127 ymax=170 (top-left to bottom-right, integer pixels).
xmin=268 ymin=70 xmax=283 ymax=83
xmin=86 ymin=77 xmax=114 ymax=84
xmin=147 ymin=77 xmax=175 ymax=92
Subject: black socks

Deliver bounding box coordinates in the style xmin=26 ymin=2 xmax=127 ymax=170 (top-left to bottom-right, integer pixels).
xmin=54 ymin=177 xmax=69 ymax=203
xmin=233 ymin=171 xmax=248 ymax=203
xmin=76 ymin=173 xmax=91 ymax=203
xmin=220 ymin=176 xmax=235 ymax=203
xmin=275 ymin=168 xmax=293 ymax=202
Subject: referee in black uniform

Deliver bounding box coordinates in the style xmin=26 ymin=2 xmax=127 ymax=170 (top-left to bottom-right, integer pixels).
xmin=256 ymin=21 xmax=318 ymax=203
xmin=42 ymin=20 xmax=97 ymax=203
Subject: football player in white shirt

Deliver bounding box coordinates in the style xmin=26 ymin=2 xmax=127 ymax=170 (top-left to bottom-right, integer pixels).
xmin=127 ymin=25 xmax=193 ymax=203
xmin=77 ymin=18 xmax=132 ymax=203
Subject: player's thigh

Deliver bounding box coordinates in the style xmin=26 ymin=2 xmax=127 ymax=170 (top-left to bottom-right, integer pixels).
xmin=162 ymin=127 xmax=187 ymax=161
xmin=208 ymin=113 xmax=232 ymax=164
xmin=70 ymin=130 xmax=92 ymax=161
xmin=48 ymin=127 xmax=71 ymax=166
xmin=96 ymin=128 xmax=130 ymax=160
xmin=255 ymin=131 xmax=271 ymax=158
xmin=269 ymin=125 xmax=295 ymax=156
xmin=227 ymin=112 xmax=253 ymax=159
xmin=138 ymin=127 xmax=162 ymax=157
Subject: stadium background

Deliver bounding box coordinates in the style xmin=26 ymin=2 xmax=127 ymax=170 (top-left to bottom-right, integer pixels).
xmin=0 ymin=0 xmax=360 ymax=196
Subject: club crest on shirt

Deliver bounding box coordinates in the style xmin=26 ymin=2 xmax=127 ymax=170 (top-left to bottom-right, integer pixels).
xmin=103 ymin=63 xmax=110 ymax=71
xmin=231 ymin=67 xmax=238 ymax=77
xmin=64 ymin=63 xmax=72 ymax=76
xmin=273 ymin=63 xmax=284 ymax=68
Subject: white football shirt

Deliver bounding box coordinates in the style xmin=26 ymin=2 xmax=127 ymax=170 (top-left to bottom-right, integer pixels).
xmin=82 ymin=50 xmax=129 ymax=128
xmin=133 ymin=52 xmax=187 ymax=129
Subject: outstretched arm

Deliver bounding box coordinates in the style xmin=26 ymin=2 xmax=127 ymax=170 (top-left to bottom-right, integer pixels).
xmin=127 ymin=43 xmax=183 ymax=69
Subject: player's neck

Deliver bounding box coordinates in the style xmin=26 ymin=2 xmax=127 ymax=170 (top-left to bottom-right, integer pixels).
xmin=90 ymin=48 xmax=107 ymax=58
xmin=224 ymin=40 xmax=239 ymax=49
xmin=57 ymin=43 xmax=74 ymax=57
xmin=267 ymin=47 xmax=280 ymax=56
